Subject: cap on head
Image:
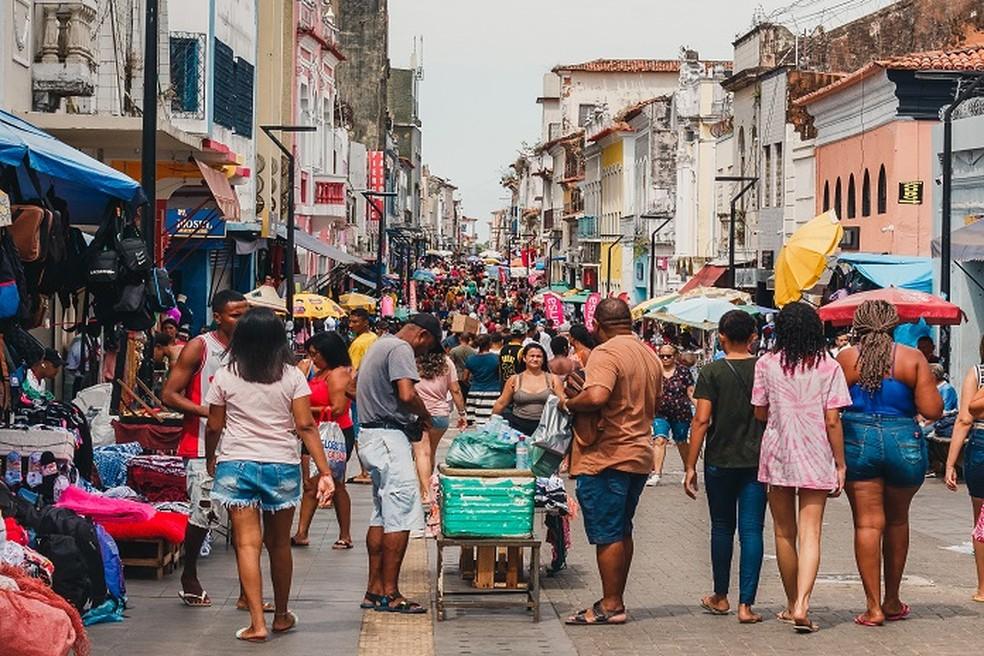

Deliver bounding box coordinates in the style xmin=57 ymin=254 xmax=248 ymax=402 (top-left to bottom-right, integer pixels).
xmin=509 ymin=320 xmax=528 ymax=336
xmin=41 ymin=347 xmax=64 ymax=368
xmin=409 ymin=313 xmax=444 ymax=353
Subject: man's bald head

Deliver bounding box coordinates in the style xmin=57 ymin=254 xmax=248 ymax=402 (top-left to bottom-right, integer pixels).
xmin=594 ymin=298 xmax=633 ymax=342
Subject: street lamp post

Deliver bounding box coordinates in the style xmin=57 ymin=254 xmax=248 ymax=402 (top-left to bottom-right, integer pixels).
xmin=715 ymin=176 xmax=758 ymax=288
xmin=140 ymin=0 xmax=158 ymax=252
xmin=640 ymin=213 xmax=672 ymax=298
xmin=364 ymin=190 xmax=398 ymax=294
xmin=261 ymin=125 xmax=316 ymax=331
xmin=600 ymin=233 xmax=625 ymax=296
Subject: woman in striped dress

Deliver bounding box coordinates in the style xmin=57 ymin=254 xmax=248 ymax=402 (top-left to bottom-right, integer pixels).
xmin=462 ymin=334 xmax=501 ymax=425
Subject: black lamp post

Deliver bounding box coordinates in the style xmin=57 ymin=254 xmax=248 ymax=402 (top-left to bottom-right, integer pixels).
xmin=364 ymin=190 xmax=399 ymax=294
xmin=140 ymin=0 xmax=158 ymax=252
xmin=261 ymin=124 xmax=317 ymax=330
xmin=715 ymin=176 xmax=758 ymax=288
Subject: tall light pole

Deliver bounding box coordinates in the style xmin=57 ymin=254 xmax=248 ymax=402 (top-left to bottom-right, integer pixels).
xmin=140 ymin=0 xmax=158 ymax=252
xmin=261 ymin=124 xmax=316 ymax=330
xmin=364 ymin=190 xmax=398 ymax=294
xmin=715 ymin=176 xmax=758 ymax=288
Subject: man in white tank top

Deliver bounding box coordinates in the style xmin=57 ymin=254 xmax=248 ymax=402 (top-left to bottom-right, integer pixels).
xmin=163 ymin=289 xmax=247 ymax=607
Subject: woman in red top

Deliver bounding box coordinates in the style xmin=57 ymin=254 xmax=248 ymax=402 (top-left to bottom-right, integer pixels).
xmin=292 ymin=331 xmax=355 ymax=549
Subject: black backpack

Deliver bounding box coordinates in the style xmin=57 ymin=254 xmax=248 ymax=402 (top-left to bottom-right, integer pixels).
xmin=146 ymin=267 xmax=176 ymax=312
xmin=36 ymin=533 xmax=93 ymax=612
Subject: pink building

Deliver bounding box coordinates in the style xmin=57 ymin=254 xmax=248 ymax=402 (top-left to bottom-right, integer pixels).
xmin=798 ymin=45 xmax=984 ymax=255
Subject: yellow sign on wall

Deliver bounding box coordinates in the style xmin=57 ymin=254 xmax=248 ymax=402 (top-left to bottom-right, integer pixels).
xmin=601 ymin=141 xmax=623 ymax=169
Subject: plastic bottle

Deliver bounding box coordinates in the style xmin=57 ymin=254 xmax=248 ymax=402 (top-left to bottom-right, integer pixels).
xmin=515 ymin=435 xmax=529 ymax=470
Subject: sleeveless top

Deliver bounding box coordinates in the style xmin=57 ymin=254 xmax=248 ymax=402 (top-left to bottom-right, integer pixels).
xmin=512 ymin=372 xmax=553 ymax=421
xmin=177 ymin=332 xmax=229 ymax=458
xmin=847 ymin=346 xmax=916 ymax=418
xmin=309 ymin=370 xmax=353 ymax=430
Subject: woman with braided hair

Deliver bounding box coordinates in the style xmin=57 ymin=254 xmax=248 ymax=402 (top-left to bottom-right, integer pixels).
xmin=836 ymin=300 xmax=943 ymax=627
xmin=751 ymin=302 xmax=852 ymax=633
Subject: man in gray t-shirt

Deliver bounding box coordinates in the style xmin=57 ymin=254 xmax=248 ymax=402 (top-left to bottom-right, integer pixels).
xmin=355 ymin=313 xmax=442 ymax=614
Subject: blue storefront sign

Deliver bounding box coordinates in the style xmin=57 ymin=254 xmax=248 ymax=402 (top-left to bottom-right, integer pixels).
xmin=165 ymin=207 xmax=226 ymax=239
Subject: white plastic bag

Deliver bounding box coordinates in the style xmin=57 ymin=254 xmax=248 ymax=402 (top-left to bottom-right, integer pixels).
xmin=530 ymin=396 xmax=572 ymax=456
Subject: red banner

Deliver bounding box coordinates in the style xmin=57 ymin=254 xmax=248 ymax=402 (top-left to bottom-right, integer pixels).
xmin=584 ymin=293 xmax=601 ymax=332
xmin=367 ymin=151 xmax=385 ymax=216
xmin=543 ymin=293 xmax=565 ymax=326
xmin=498 ymin=266 xmax=507 ymax=285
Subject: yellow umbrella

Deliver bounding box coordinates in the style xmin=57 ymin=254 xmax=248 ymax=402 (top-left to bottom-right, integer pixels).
xmin=339 ymin=292 xmax=377 ymax=312
xmin=293 ymin=293 xmax=345 ymax=319
xmin=631 ymin=293 xmax=678 ymax=320
xmin=774 ymin=210 xmax=843 ymax=307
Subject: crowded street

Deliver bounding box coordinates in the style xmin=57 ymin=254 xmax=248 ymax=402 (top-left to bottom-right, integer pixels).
xmin=4 ymin=2 xmax=984 ymax=656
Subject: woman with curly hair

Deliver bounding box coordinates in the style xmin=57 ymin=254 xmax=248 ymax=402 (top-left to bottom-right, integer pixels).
xmin=414 ymin=350 xmax=467 ymax=502
xmin=751 ymin=302 xmax=852 ymax=633
xmin=836 ymin=300 xmax=942 ymax=626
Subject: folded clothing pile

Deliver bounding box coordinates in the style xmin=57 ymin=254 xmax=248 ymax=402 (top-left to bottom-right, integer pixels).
xmin=91 ymin=443 xmax=142 ymax=489
xmin=126 ymin=455 xmax=186 ymax=503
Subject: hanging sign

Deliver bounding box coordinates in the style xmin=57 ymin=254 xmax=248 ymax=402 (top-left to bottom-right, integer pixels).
xmin=543 ymin=293 xmax=565 ymax=326
xmin=898 ymin=181 xmax=924 ymax=205
xmin=408 ymin=280 xmax=418 ymax=311
xmin=584 ymin=293 xmax=601 ymax=331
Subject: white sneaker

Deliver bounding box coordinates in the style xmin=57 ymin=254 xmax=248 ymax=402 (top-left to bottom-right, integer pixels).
xmin=646 ymin=473 xmax=661 ymax=487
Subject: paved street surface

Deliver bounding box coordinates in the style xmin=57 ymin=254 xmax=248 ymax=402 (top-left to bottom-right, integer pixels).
xmin=89 ymin=452 xmax=983 ymax=655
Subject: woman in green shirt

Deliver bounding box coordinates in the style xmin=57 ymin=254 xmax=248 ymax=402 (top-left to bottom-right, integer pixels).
xmin=683 ymin=310 xmax=765 ymax=624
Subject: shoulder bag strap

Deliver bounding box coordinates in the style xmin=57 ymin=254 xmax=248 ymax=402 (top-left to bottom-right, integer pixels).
xmin=722 ymin=359 xmax=753 ymax=403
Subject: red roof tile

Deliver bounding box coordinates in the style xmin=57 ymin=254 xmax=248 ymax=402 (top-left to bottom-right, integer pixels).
xmin=797 ymin=44 xmax=984 ymax=106
xmin=553 ymin=59 xmax=681 ymax=74
xmin=588 ymin=122 xmax=634 ymax=143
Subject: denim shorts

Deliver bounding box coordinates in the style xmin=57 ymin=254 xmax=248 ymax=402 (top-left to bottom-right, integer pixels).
xmin=964 ymin=428 xmax=984 ymax=499
xmin=211 ymin=460 xmax=302 ymax=512
xmin=358 ymin=428 xmax=424 ymax=533
xmin=842 ymin=412 xmax=927 ymax=488
xmin=575 ymin=468 xmax=648 ymax=545
xmin=653 ymin=417 xmax=690 ymax=443
xmin=431 ymin=415 xmax=450 ymax=431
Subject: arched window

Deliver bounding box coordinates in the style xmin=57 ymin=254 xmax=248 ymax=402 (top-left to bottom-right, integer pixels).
xmin=847 ymin=173 xmax=856 ymax=219
xmin=877 ymin=165 xmax=887 ymax=214
xmin=862 ymin=169 xmax=871 ymax=217
xmin=835 ymin=177 xmax=842 ymax=219
xmin=822 ymin=180 xmax=830 ymax=212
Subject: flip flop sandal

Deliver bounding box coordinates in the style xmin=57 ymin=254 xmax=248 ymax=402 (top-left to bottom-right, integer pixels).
xmin=776 ymin=612 xmax=795 ymax=625
xmin=360 ymin=592 xmax=382 ymax=609
xmin=973 ymin=595 xmax=984 ymax=603
xmin=236 ymin=601 xmax=275 ymax=613
xmin=178 ymin=591 xmax=212 ymax=607
xmin=272 ymin=610 xmax=299 ymax=633
xmin=854 ymin=614 xmax=882 ymax=627
xmin=332 ymin=539 xmax=354 ymax=550
xmin=699 ymin=598 xmax=730 ymax=615
xmin=235 ymin=628 xmax=267 ymax=643
xmin=290 ymin=537 xmax=310 ymax=547
xmin=885 ymin=603 xmax=910 ymax=621
xmin=387 ymin=599 xmax=427 ymax=614
xmin=565 ymin=600 xmax=627 ymax=625
xmin=793 ymin=621 xmax=820 ymax=634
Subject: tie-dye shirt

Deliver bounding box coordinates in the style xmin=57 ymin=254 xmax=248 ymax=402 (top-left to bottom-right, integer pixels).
xmin=751 ymin=352 xmax=851 ymax=490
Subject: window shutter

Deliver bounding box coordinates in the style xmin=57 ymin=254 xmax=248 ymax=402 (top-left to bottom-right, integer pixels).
xmin=213 ymin=38 xmax=235 ymax=129
xmin=233 ymin=57 xmax=254 ymax=137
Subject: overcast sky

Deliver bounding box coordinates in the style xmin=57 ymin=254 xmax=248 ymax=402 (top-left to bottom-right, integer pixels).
xmin=389 ymin=0 xmax=896 ymax=241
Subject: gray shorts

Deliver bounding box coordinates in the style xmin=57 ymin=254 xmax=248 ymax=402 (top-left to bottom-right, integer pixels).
xmin=357 ymin=428 xmax=424 ymax=533
xmin=184 ymin=458 xmax=228 ymax=530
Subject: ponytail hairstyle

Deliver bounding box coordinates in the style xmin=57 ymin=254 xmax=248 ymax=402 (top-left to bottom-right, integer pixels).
xmin=852 ymin=300 xmax=900 ymax=393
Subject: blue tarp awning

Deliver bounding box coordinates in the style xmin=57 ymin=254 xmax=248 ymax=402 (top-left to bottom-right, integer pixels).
xmin=0 ymin=109 xmax=144 ymax=221
xmin=838 ymin=253 xmax=932 ymax=293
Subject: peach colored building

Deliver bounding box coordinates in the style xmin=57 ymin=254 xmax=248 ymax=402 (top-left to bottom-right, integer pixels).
xmin=798 ymin=45 xmax=984 ymax=256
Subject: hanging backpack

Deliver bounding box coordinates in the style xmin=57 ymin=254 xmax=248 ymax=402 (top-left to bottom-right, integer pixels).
xmin=94 ymin=524 xmax=126 ymax=603
xmin=117 ymin=223 xmax=151 ymax=275
xmin=145 ymin=267 xmax=176 ymax=312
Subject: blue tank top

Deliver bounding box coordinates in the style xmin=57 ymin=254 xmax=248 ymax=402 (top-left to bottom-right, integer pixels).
xmin=847 ymin=348 xmax=916 ymax=417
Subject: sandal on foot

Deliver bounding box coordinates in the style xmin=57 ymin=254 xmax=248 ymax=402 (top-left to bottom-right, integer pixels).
xmin=885 ymin=602 xmax=910 ymax=622
xmin=854 ymin=614 xmax=882 ymax=627
xmin=236 ymin=601 xmax=275 ymax=613
xmin=235 ymin=628 xmax=267 ymax=643
xmin=386 ymin=597 xmax=427 ymax=614
xmin=794 ymin=620 xmax=820 ymax=633
xmin=332 ymin=539 xmax=354 ymax=550
xmin=178 ymin=590 xmax=211 ymax=607
xmin=699 ymin=597 xmax=730 ymax=615
xmin=290 ymin=537 xmax=309 ymax=547
xmin=566 ymin=600 xmax=627 ymax=625
xmin=272 ymin=610 xmax=298 ymax=633
xmin=360 ymin=592 xmax=382 ymax=609
xmin=973 ymin=595 xmax=984 ymax=603
xmin=776 ymin=611 xmax=795 ymax=625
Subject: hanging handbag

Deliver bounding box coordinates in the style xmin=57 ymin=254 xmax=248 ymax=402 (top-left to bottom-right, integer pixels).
xmin=529 ymin=395 xmax=573 ymax=456
xmin=8 ymin=205 xmax=46 ymax=262
xmin=113 ymin=283 xmax=145 ymax=314
xmin=145 ymin=267 xmax=176 ymax=312
xmin=317 ymin=408 xmax=348 ymax=480
xmin=117 ymin=223 xmax=151 ymax=274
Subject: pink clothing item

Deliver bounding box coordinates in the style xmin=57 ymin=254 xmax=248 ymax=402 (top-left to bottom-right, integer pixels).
xmin=415 ymin=356 xmax=458 ymax=417
xmin=751 ymin=352 xmax=851 ymax=490
xmin=205 ymin=365 xmax=312 ymax=465
xmin=55 ymin=485 xmax=155 ymax=523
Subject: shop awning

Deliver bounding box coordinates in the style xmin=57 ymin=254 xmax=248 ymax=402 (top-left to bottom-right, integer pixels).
xmin=347 ymin=271 xmax=377 ymax=289
xmin=194 ymin=157 xmax=240 ymax=220
xmin=0 ymin=109 xmax=144 ymax=221
xmin=838 ymin=253 xmax=932 ymax=293
xmin=678 ymin=265 xmax=726 ymax=294
xmin=274 ymin=225 xmax=363 ymax=264
xmin=932 ymin=221 xmax=984 ymax=262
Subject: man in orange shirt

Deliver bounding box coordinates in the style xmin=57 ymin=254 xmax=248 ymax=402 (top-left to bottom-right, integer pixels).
xmin=563 ymin=298 xmax=661 ymax=625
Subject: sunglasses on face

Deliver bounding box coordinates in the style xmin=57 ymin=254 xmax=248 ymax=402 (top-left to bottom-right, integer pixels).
xmin=658 ymin=353 xmax=675 ymax=359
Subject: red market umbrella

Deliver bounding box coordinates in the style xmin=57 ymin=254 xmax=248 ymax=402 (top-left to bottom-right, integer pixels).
xmin=817 ymin=288 xmax=965 ymax=327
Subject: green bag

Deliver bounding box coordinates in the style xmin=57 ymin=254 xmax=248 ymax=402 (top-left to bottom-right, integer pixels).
xmin=445 ymin=430 xmax=516 ymax=469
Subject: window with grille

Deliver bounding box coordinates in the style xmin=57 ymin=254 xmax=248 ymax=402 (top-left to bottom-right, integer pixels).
xmin=233 ymin=58 xmax=254 ymax=137
xmin=774 ymin=143 xmax=783 ymax=205
xmin=170 ymin=33 xmax=205 ymax=118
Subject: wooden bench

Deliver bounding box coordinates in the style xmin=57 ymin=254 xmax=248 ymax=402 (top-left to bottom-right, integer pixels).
xmin=435 ymin=535 xmax=541 ymax=622
xmin=117 ymin=539 xmax=183 ymax=579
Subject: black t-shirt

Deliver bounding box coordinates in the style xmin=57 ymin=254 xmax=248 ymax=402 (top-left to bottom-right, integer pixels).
xmin=498 ymin=342 xmax=523 ymax=386
xmin=693 ymin=357 xmax=762 ymax=468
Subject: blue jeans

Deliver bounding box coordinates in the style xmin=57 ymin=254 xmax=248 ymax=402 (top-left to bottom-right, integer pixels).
xmin=704 ymin=465 xmax=767 ymax=606
xmin=842 ymin=412 xmax=926 ymax=488
xmin=965 ymin=428 xmax=984 ymax=498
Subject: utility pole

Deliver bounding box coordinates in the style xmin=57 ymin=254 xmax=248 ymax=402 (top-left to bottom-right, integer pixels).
xmin=715 ymin=176 xmax=758 ymax=288
xmin=140 ymin=0 xmax=158 ymax=252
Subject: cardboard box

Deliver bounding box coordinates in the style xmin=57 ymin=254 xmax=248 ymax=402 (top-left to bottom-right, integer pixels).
xmin=451 ymin=314 xmax=480 ymax=335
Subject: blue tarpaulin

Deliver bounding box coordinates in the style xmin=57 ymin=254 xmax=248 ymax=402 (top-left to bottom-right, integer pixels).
xmin=838 ymin=253 xmax=932 ymax=293
xmin=0 ymin=109 xmax=144 ymax=222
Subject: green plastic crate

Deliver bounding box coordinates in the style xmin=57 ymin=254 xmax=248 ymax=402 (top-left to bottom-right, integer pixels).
xmin=439 ymin=474 xmax=535 ymax=538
